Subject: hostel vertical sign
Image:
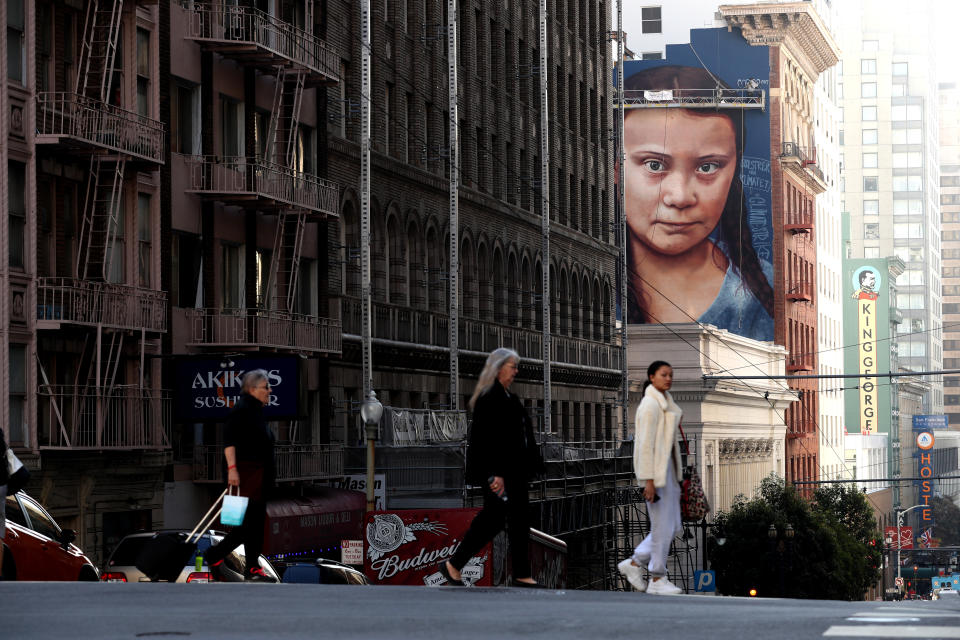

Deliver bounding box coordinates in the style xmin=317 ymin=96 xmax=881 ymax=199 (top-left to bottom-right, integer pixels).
xmin=843 ymin=262 xmax=891 ymax=435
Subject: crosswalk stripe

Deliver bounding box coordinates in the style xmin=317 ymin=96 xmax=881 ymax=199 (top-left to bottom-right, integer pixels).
xmin=852 ymin=611 xmax=960 ymax=619
xmin=824 ymin=625 xmax=960 ymax=638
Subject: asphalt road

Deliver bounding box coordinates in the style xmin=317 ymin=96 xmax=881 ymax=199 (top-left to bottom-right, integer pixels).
xmin=3 ymin=583 xmax=960 ymax=640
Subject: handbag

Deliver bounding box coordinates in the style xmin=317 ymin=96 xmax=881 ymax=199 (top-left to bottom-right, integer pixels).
xmin=677 ymin=423 xmax=710 ymax=521
xmin=220 ymin=485 xmax=249 ymax=527
xmin=6 ymin=448 xmax=30 ymax=495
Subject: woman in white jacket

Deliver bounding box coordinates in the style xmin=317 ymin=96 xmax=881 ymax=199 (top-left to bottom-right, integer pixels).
xmin=618 ymin=360 xmax=684 ymax=595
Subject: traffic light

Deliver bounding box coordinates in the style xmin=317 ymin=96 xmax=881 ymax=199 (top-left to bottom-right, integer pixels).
xmin=749 ymin=588 xmax=758 ymax=597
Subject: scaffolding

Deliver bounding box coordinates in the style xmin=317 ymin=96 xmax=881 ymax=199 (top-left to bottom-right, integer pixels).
xmin=344 ymin=405 xmax=707 ymax=591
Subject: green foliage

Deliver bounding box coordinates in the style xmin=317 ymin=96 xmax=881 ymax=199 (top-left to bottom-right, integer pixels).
xmin=709 ymin=475 xmax=881 ymax=600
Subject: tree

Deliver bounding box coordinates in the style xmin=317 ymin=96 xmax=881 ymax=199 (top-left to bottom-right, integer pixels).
xmin=709 ymin=475 xmax=880 ymax=600
xmin=930 ymin=496 xmax=960 ymax=546
xmin=811 ymin=484 xmax=882 ymax=598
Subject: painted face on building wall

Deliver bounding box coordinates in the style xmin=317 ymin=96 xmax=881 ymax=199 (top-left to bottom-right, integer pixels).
xmin=623 ymin=108 xmax=737 ymax=259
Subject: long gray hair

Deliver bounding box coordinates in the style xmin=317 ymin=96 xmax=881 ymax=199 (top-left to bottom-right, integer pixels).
xmin=241 ymin=369 xmax=270 ymax=393
xmin=469 ymin=347 xmax=520 ymax=410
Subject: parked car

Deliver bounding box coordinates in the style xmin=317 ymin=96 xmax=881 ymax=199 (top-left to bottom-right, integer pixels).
xmin=101 ymin=530 xmax=279 ymax=583
xmin=937 ymin=587 xmax=959 ymax=602
xmin=279 ymin=558 xmax=369 ymax=585
xmin=2 ymin=491 xmax=99 ymax=581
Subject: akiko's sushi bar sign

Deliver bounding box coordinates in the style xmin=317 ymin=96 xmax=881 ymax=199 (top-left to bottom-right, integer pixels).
xmin=175 ymin=357 xmax=299 ymax=420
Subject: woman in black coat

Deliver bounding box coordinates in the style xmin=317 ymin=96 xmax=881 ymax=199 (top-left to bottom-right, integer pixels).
xmin=440 ymin=347 xmax=545 ymax=587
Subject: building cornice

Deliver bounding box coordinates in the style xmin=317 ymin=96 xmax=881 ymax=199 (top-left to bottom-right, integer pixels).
xmin=718 ymin=3 xmax=840 ymax=77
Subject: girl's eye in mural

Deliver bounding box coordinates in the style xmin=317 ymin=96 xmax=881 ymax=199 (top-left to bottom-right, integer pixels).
xmin=642 ymin=159 xmax=666 ymax=173
xmin=696 ymin=161 xmax=721 ymax=175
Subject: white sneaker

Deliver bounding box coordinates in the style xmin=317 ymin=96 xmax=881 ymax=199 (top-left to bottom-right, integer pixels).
xmin=617 ymin=558 xmax=647 ymax=592
xmin=646 ymin=577 xmax=683 ymax=595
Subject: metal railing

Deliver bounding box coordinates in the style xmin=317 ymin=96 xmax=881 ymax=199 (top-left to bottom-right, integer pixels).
xmin=781 ymin=142 xmax=826 ymax=185
xmin=187 ymin=307 xmax=342 ymax=353
xmin=36 ymin=92 xmax=165 ymax=163
xmin=620 ymin=87 xmax=764 ymax=109
xmin=193 ymin=444 xmax=344 ymax=483
xmin=36 ymin=278 xmax=167 ymax=332
xmin=37 ymin=386 xmax=171 ymax=449
xmin=185 ymin=2 xmax=339 ymax=81
xmin=784 ymin=208 xmax=814 ymax=230
xmin=184 ymin=155 xmax=338 ymax=215
xmin=342 ymin=298 xmax=620 ymax=370
xmin=786 ymin=280 xmax=814 ymax=300
xmin=786 ymin=355 xmax=815 ymax=371
xmin=379 ymin=407 xmax=469 ymax=446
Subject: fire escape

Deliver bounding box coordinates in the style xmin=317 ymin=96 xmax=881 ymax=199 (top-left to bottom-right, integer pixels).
xmin=183 ymin=1 xmax=341 ymax=354
xmin=34 ymin=0 xmax=170 ymax=449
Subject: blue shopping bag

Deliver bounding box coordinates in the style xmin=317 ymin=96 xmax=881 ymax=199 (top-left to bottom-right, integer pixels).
xmin=220 ymin=486 xmax=248 ymax=526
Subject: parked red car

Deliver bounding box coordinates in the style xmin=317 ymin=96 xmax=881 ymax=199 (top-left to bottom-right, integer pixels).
xmin=2 ymin=491 xmax=99 ymax=581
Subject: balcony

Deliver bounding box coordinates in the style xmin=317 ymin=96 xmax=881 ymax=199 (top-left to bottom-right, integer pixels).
xmin=786 ymin=355 xmax=814 ymax=372
xmin=193 ymin=444 xmax=344 ymax=483
xmin=35 ymin=92 xmax=165 ymax=164
xmin=184 ymin=156 xmax=339 ymax=217
xmin=37 ymin=386 xmax=171 ymax=450
xmin=184 ymin=2 xmax=339 ymax=84
xmin=784 ymin=208 xmax=814 ymax=234
xmin=620 ymin=87 xmax=765 ymax=111
xmin=36 ymin=278 xmax=167 ymax=333
xmin=342 ymin=298 xmax=622 ymax=371
xmin=786 ymin=280 xmax=814 ymax=302
xmin=780 ymin=142 xmax=827 ymax=194
xmin=187 ymin=308 xmax=342 ymax=354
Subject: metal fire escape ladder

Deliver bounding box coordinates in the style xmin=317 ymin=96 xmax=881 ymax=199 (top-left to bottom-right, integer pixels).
xmin=75 ymin=0 xmax=124 ymax=103
xmin=267 ymin=209 xmax=308 ymax=312
xmin=264 ymin=64 xmax=309 ymax=312
xmin=265 ymin=68 xmax=307 ymax=167
xmin=77 ymin=156 xmax=126 ymax=281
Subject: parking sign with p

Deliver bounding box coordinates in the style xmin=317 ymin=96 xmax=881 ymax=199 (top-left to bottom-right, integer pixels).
xmin=694 ymin=570 xmax=716 ymax=592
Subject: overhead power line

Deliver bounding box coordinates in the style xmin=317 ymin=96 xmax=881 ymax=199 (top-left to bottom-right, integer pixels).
xmin=703 ymin=369 xmax=960 ymax=381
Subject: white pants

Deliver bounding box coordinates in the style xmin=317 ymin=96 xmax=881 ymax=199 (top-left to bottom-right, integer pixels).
xmin=631 ymin=458 xmax=682 ymax=577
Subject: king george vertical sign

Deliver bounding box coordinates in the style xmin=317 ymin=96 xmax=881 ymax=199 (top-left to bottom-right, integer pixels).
xmin=843 ymin=261 xmax=891 ymax=435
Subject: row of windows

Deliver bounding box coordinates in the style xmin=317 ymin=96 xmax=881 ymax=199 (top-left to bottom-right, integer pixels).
xmin=855 ymin=175 xmax=925 ymax=193
xmin=335 ymin=202 xmax=614 ymax=341
xmin=859 ymin=59 xmax=909 ymax=76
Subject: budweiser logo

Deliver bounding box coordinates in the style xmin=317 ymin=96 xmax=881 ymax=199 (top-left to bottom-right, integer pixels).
xmin=370 ymin=539 xmax=460 ymax=581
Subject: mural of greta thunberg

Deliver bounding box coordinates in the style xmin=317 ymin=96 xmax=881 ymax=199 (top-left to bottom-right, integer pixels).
xmin=623 ymin=64 xmax=774 ymax=341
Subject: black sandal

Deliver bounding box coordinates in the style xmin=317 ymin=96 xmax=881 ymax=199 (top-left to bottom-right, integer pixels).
xmin=438 ymin=561 xmax=465 ymax=586
xmin=511 ymin=579 xmax=546 ymax=588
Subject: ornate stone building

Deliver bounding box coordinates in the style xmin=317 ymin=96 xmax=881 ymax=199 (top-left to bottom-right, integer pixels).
xmin=628 ymin=324 xmax=792 ymax=514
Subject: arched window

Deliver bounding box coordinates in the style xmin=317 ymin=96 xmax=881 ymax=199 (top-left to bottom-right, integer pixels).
xmin=408 ymin=220 xmax=425 ymax=308
xmin=342 ymin=201 xmax=360 ymax=297
xmin=426 ymin=226 xmax=443 ymax=312
xmin=581 ymin=274 xmax=591 ymax=339
xmin=493 ymin=248 xmax=506 ymax=324
xmin=518 ymin=254 xmax=529 ymax=328
xmin=570 ymin=274 xmax=580 ymax=338
xmin=460 ymin=238 xmax=476 ymax=318
xmin=557 ymin=267 xmax=568 ymax=336
xmin=592 ymin=278 xmax=602 ymax=341
xmin=387 ymin=215 xmax=406 ymax=304
xmin=477 ymin=243 xmax=491 ymax=319
xmin=602 ymin=283 xmax=611 ymax=341
xmin=371 ymin=210 xmax=387 ymax=302
xmin=535 ymin=259 xmax=544 ymax=328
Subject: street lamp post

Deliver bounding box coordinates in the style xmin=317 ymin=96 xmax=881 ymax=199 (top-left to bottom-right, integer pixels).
xmin=768 ymin=523 xmax=794 ymax=597
xmin=360 ymin=390 xmax=384 ymax=514
xmin=896 ymin=504 xmax=924 ymax=594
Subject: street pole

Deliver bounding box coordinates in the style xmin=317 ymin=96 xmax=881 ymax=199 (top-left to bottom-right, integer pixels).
xmin=897 ymin=504 xmax=924 ymax=593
